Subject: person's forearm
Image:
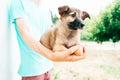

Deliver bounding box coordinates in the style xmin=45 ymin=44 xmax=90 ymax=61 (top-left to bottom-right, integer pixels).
xmin=22 ymin=31 xmax=53 ymax=59
xmin=16 ymin=18 xmax=53 ymax=60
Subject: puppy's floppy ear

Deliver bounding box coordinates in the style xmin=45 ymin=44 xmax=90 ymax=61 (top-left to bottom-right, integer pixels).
xmin=82 ymin=11 xmax=90 ymax=20
xmin=58 ymin=5 xmax=70 ymax=16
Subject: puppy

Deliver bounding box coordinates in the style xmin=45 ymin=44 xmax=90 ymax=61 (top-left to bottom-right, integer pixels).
xmin=40 ymin=5 xmax=90 ymax=56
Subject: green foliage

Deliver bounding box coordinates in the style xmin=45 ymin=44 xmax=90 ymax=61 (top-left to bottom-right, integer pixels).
xmin=50 ymin=10 xmax=59 ymax=25
xmin=108 ymin=0 xmax=120 ymax=43
xmin=81 ymin=0 xmax=120 ymax=43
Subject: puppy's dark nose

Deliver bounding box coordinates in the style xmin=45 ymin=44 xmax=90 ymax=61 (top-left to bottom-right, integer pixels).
xmin=81 ymin=23 xmax=84 ymax=27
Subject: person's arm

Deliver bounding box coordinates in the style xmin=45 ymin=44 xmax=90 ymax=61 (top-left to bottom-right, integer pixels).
xmin=16 ymin=18 xmax=86 ymax=62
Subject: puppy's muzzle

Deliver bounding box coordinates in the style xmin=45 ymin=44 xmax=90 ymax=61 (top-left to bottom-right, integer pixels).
xmin=68 ymin=19 xmax=84 ymax=30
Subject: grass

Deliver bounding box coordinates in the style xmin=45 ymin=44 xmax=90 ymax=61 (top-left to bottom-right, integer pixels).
xmin=51 ymin=41 xmax=120 ymax=80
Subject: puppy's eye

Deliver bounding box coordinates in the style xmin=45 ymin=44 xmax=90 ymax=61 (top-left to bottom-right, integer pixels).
xmin=71 ymin=12 xmax=76 ymax=17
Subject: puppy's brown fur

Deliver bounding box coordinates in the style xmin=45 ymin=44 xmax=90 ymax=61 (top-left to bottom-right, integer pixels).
xmin=40 ymin=5 xmax=90 ymax=55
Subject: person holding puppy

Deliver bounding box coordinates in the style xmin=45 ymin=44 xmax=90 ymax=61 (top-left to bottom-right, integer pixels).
xmin=9 ymin=0 xmax=86 ymax=80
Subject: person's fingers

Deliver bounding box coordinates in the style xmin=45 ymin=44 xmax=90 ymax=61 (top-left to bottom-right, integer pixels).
xmin=78 ymin=45 xmax=86 ymax=55
xmin=65 ymin=46 xmax=78 ymax=55
xmin=67 ymin=54 xmax=85 ymax=61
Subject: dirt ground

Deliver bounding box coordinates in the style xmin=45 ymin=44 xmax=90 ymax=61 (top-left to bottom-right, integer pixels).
xmin=51 ymin=41 xmax=120 ymax=80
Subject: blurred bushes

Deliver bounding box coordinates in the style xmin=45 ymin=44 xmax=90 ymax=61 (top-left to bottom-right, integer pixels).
xmin=81 ymin=0 xmax=120 ymax=43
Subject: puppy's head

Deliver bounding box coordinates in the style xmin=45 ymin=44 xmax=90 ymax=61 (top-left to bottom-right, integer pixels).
xmin=58 ymin=5 xmax=90 ymax=30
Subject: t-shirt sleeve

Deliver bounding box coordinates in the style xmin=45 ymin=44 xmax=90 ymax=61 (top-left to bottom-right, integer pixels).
xmin=9 ymin=0 xmax=26 ymax=24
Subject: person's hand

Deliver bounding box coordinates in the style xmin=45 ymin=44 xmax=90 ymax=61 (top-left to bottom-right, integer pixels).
xmin=74 ymin=44 xmax=86 ymax=56
xmin=51 ymin=45 xmax=86 ymax=62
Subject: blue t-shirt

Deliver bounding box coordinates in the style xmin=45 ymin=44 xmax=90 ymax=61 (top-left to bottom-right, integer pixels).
xmin=9 ymin=0 xmax=53 ymax=76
